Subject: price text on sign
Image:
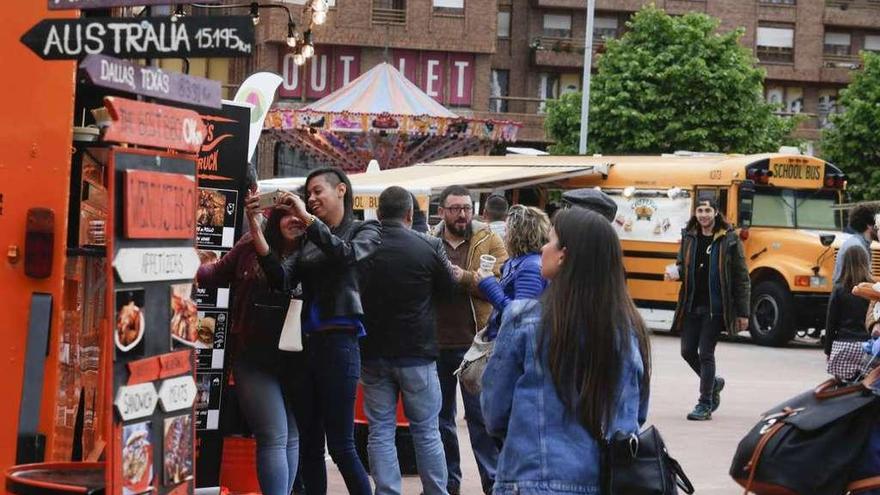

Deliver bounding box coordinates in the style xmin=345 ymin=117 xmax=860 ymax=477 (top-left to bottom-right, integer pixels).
xmin=114 ymin=382 xmax=158 ymax=421
xmin=103 ymin=97 xmax=206 ymax=153
xmin=158 ymin=375 xmax=197 ymax=412
xmin=81 ymin=55 xmax=221 ymax=109
xmin=124 ymin=169 xmax=196 ymax=239
xmin=49 ymin=0 xmax=220 ymax=10
xmin=20 ymin=16 xmax=254 ymax=60
xmin=113 ymin=247 xmax=200 ymax=283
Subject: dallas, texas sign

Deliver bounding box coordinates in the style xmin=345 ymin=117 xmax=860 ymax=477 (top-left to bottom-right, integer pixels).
xmin=21 ymin=16 xmax=254 ymax=60
xmin=82 ymin=55 xmax=221 ymax=108
xmin=49 ymin=0 xmax=220 ymax=9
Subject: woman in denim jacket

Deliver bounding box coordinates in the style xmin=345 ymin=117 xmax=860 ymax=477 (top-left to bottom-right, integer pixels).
xmin=481 ymin=207 xmax=651 ymax=494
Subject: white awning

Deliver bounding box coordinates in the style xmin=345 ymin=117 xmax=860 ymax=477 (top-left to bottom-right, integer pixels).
xmin=543 ymin=14 xmax=571 ymax=31
xmin=594 ymin=16 xmax=618 ymax=30
xmin=757 ymin=27 xmax=794 ymax=48
xmin=259 ymin=161 xmax=606 ymax=200
xmin=865 ymin=34 xmax=880 ymax=51
xmin=824 ymin=32 xmax=851 ymax=46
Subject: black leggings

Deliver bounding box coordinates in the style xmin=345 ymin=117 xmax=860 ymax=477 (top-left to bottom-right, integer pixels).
xmin=681 ymin=310 xmax=723 ymax=405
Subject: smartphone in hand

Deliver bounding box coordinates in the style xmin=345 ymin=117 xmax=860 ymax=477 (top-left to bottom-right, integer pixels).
xmin=257 ymin=190 xmax=281 ymax=209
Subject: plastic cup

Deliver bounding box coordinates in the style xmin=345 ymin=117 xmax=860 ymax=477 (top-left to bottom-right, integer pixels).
xmin=665 ymin=263 xmax=680 ymax=280
xmin=480 ymin=254 xmax=496 ymax=272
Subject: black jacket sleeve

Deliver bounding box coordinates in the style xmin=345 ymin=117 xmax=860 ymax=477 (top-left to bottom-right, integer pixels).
xmin=307 ymin=218 xmax=382 ymax=266
xmin=430 ymin=236 xmax=456 ymax=298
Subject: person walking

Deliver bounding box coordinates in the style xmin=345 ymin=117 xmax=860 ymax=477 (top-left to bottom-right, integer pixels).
xmin=196 ymin=197 xmax=304 ymax=495
xmin=481 ymin=207 xmax=651 ymax=494
xmin=667 ymin=197 xmax=750 ymax=421
xmin=834 ymin=204 xmax=879 ymax=284
xmin=431 ymin=185 xmax=508 ymax=495
xmin=483 ymin=194 xmax=509 ymax=240
xmin=257 ymin=168 xmax=381 ymax=495
xmin=359 ymin=186 xmax=457 ymax=495
xmin=826 ymin=246 xmax=874 ymax=381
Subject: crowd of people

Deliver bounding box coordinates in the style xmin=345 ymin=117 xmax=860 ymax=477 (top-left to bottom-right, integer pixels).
xmin=195 ymin=166 xmax=880 ymax=494
xmin=196 ymin=167 xmax=653 ymax=495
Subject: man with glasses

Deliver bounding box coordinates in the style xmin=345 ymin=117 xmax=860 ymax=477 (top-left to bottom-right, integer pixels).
xmin=431 ymin=185 xmax=508 ymax=495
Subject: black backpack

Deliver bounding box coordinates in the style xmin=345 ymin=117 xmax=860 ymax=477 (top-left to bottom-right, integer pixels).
xmin=730 ymin=368 xmax=880 ymax=494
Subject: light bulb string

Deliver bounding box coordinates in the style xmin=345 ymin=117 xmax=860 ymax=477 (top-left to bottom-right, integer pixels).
xmin=190 ymin=0 xmax=326 ymax=33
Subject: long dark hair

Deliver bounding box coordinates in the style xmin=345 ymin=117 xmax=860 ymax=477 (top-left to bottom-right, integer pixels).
xmin=539 ymin=208 xmax=651 ymax=439
xmin=840 ymin=246 xmax=874 ymax=290
xmin=305 ymin=167 xmax=354 ymax=223
xmin=685 ymin=197 xmax=731 ymax=233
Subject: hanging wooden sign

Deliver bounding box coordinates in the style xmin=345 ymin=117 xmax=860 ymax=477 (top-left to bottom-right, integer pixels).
xmin=81 ymin=55 xmax=222 ymax=109
xmin=103 ymin=97 xmax=206 ymax=152
xmin=113 ymin=247 xmax=200 ymax=283
xmin=158 ymin=375 xmax=198 ymax=412
xmin=114 ymin=382 xmax=159 ymax=421
xmin=20 ymin=16 xmax=254 ymax=60
xmin=124 ymin=169 xmax=197 ymax=239
xmin=49 ymin=0 xmax=221 ymax=10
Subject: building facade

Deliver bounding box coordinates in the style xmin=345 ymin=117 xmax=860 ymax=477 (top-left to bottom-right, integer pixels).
xmin=227 ymin=0 xmax=880 ymax=177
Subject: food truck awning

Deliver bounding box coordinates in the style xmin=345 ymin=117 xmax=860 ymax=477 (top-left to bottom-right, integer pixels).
xmin=259 ymin=158 xmax=609 ymax=198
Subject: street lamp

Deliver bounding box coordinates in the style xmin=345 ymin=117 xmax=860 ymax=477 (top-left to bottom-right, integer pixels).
xmin=578 ymin=0 xmax=595 ymax=155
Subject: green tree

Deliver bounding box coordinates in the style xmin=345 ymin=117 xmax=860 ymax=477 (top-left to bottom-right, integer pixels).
xmin=545 ymin=6 xmax=796 ymax=155
xmin=820 ymin=52 xmax=880 ymax=202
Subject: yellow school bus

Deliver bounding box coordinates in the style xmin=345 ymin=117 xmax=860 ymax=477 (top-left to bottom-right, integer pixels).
xmin=424 ymin=153 xmax=849 ymax=346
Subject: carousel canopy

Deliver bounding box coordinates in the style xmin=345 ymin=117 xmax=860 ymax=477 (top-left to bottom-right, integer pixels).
xmin=302 ymin=63 xmax=458 ymax=118
xmin=265 ymin=63 xmax=521 ymax=172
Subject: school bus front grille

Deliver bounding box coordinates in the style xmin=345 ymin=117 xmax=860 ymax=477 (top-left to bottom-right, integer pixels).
xmin=832 ymin=248 xmax=880 ymax=278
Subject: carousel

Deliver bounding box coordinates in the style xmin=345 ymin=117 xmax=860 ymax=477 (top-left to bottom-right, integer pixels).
xmin=264 ymin=62 xmax=522 ymax=172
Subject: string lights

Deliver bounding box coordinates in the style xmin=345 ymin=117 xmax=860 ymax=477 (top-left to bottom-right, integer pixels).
xmin=186 ymin=1 xmax=328 ymax=63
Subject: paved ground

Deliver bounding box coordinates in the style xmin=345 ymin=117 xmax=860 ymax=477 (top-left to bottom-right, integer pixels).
xmin=326 ymin=332 xmax=829 ymax=494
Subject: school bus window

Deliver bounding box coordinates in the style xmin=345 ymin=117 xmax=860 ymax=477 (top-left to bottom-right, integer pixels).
xmin=751 ymin=188 xmax=839 ymax=229
xmin=795 ymin=190 xmax=840 ymax=230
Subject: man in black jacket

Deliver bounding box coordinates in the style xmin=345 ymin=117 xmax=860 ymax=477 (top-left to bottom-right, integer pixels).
xmin=360 ymin=186 xmax=457 ymax=495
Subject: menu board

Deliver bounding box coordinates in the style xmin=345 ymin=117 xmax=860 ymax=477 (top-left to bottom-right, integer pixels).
xmin=185 ymin=101 xmax=251 ymax=487
xmin=109 ymin=147 xmax=198 ymax=495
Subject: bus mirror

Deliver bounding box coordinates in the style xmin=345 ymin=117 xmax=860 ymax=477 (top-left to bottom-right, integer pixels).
xmin=738 ymin=180 xmax=756 ymax=228
xmin=820 ymin=234 xmax=835 ymax=247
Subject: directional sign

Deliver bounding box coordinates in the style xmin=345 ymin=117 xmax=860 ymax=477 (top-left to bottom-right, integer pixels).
xmin=114 ymin=382 xmax=159 ymax=421
xmin=158 ymin=375 xmax=197 ymax=412
xmin=124 ymin=169 xmax=197 ymax=239
xmin=20 ymin=16 xmax=254 ymax=60
xmin=103 ymin=97 xmax=206 ymax=152
xmin=113 ymin=247 xmax=200 ymax=283
xmin=81 ymin=55 xmax=222 ymax=109
xmin=49 ymin=0 xmax=220 ymax=9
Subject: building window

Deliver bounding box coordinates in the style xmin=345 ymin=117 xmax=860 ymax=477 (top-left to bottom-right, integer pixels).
xmin=433 ymin=0 xmax=463 ymax=15
xmin=824 ymin=32 xmax=852 ymax=56
xmin=865 ymin=34 xmax=880 ymax=53
xmin=758 ymin=0 xmax=795 ymax=5
xmin=537 ymin=72 xmax=560 ymax=113
xmin=274 ymin=143 xmax=327 ymax=178
xmin=497 ymin=11 xmax=511 ymax=38
xmin=818 ymin=88 xmax=842 ymax=128
xmin=593 ymin=15 xmax=618 ymax=43
xmin=543 ymin=13 xmax=572 ymax=38
xmin=756 ymin=24 xmax=794 ymax=63
xmin=766 ymin=85 xmax=803 ymax=114
xmin=490 ymin=69 xmax=510 ymax=113
xmin=373 ymin=0 xmax=406 ymax=24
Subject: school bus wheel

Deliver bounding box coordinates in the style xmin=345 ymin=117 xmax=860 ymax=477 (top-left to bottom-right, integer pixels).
xmin=749 ymin=280 xmax=796 ymax=347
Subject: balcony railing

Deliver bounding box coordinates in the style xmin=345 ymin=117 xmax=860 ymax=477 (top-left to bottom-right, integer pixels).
xmin=823 ymin=53 xmax=862 ymax=69
xmin=827 ymin=0 xmax=880 ymax=9
xmin=372 ymin=7 xmax=406 ymax=24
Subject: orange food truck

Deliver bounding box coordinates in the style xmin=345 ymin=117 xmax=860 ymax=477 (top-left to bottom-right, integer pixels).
xmin=1 ymin=2 xmax=257 ymax=494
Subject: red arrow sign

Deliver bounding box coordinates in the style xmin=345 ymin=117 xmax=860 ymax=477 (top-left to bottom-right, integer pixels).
xmin=102 ymin=96 xmax=206 ymax=153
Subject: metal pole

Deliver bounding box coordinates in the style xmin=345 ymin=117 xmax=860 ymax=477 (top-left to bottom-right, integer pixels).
xmin=578 ymin=0 xmax=595 ymax=155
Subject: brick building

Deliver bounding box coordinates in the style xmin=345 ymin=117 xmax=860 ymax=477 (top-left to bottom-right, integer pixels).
xmin=226 ymin=0 xmax=880 ymax=177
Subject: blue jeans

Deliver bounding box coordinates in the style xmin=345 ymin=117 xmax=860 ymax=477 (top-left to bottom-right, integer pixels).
xmin=233 ymin=345 xmax=300 ymax=495
xmin=438 ymin=348 xmax=498 ymax=494
xmin=361 ymin=359 xmax=447 ymax=495
xmin=289 ymin=332 xmax=372 ymax=495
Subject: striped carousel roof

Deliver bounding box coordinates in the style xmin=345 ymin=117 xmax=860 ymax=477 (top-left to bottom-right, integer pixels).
xmin=302 ymin=62 xmax=458 ymax=118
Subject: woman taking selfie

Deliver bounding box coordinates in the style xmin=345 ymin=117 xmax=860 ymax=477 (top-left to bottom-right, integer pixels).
xmin=256 ymin=168 xmax=381 ymax=495
xmin=197 ymin=199 xmax=304 ymax=495
xmin=481 ymin=207 xmax=651 ymax=494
